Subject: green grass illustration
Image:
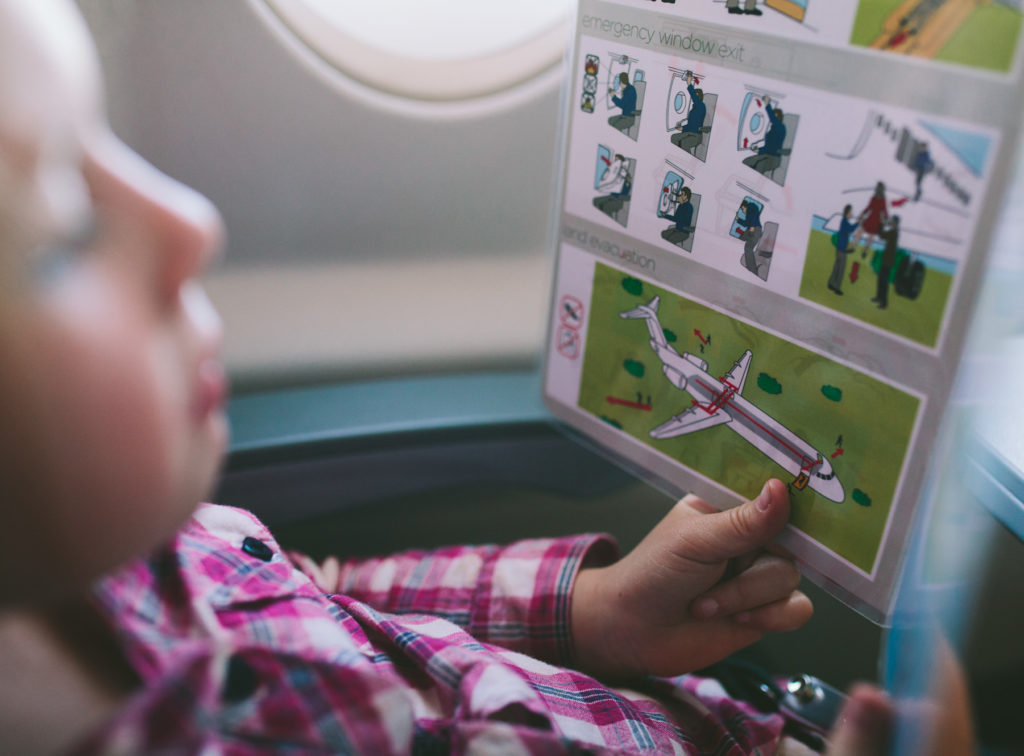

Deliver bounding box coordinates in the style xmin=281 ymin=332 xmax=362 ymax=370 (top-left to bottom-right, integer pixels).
xmin=850 ymin=0 xmax=1021 ymax=73
xmin=579 ymin=263 xmax=920 ymax=572
xmin=799 ymin=228 xmax=953 ymax=348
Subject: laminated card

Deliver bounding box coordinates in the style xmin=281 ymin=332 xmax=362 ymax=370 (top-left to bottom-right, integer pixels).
xmin=543 ymin=0 xmax=1024 ymax=622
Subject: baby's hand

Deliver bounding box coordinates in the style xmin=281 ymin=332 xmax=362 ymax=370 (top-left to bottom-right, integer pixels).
xmin=827 ymin=643 xmax=975 ymax=756
xmin=570 ymin=479 xmax=812 ymax=680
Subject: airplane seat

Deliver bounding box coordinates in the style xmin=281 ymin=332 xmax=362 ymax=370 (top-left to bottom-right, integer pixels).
xmin=610 ymin=198 xmax=632 ymax=227
xmin=670 ymin=193 xmax=701 ymax=253
xmin=602 ymin=197 xmax=626 ymax=226
xmin=670 ymin=130 xmax=700 ymax=152
xmin=673 ymin=124 xmax=711 ymax=157
xmin=683 ymin=126 xmax=712 ymax=157
xmin=624 ymin=78 xmax=646 ymax=141
xmin=767 ymin=114 xmax=799 ymax=183
xmin=660 ymin=225 xmax=695 ymax=249
xmin=686 ymin=93 xmax=718 ymax=160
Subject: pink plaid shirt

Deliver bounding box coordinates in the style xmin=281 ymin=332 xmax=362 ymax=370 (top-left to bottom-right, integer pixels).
xmin=74 ymin=504 xmax=788 ymax=754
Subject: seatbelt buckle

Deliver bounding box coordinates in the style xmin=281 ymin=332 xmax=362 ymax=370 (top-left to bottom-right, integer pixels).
xmin=780 ymin=673 xmax=847 ymax=734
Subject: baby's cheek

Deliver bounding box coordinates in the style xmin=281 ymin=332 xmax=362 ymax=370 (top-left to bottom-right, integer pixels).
xmin=33 ymin=318 xmax=184 ymax=575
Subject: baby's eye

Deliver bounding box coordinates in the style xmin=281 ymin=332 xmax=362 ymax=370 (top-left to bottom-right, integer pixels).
xmin=31 ymin=213 xmax=100 ymax=283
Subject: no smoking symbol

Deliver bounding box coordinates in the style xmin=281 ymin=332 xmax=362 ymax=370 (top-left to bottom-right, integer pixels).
xmin=559 ymin=296 xmax=584 ymax=330
xmin=557 ymin=327 xmax=580 ymax=360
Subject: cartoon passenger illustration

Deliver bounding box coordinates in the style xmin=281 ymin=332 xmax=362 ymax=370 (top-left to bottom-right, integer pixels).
xmin=596 ymin=151 xmax=628 ymax=192
xmin=855 ymin=0 xmax=1021 ymax=73
xmin=661 ymin=187 xmax=694 ymax=248
xmin=727 ymin=0 xmax=763 ymax=15
xmin=874 ymin=216 xmax=900 ymax=310
xmin=671 ymin=72 xmax=707 ymax=152
xmin=728 ymin=193 xmax=777 ymax=281
xmin=828 ymin=205 xmax=858 ymax=296
xmin=667 ymin=71 xmax=718 ymax=163
xmin=912 ymin=142 xmax=933 ymax=201
xmin=608 ymin=72 xmax=638 ymax=132
xmin=800 ymin=111 xmax=990 ymax=346
xmin=738 ymin=199 xmax=763 ymax=274
xmin=850 ymin=181 xmax=889 ymax=259
xmin=594 ymin=171 xmax=632 ymax=216
xmin=742 ymin=95 xmax=787 ymax=176
xmin=593 ymin=151 xmax=634 ymax=226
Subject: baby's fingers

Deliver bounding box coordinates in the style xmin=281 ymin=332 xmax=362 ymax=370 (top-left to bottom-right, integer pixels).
xmin=733 ymin=592 xmax=814 ymax=633
xmin=689 ymin=554 xmax=802 ymax=620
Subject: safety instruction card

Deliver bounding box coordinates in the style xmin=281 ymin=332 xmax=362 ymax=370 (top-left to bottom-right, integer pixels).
xmin=543 ymin=0 xmax=1024 ymax=622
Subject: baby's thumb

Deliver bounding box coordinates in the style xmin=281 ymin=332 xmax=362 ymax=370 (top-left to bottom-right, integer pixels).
xmin=677 ymin=479 xmax=790 ymax=564
xmin=827 ymin=685 xmax=893 ymax=756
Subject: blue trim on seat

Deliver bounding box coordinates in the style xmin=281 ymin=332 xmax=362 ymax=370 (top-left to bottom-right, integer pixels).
xmin=228 ymin=371 xmax=550 ymax=460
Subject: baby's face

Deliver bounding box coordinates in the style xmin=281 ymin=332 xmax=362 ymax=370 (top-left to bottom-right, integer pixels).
xmin=0 ymin=0 xmax=228 ymax=604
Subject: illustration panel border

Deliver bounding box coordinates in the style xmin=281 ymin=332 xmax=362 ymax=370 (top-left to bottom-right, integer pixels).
xmin=576 ymin=259 xmax=925 ymax=574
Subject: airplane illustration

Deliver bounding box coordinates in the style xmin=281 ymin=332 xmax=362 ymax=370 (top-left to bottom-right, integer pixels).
xmin=621 ymin=296 xmax=845 ymax=502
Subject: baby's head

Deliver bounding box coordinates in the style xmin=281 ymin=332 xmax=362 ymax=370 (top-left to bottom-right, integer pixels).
xmin=0 ymin=0 xmax=227 ymax=605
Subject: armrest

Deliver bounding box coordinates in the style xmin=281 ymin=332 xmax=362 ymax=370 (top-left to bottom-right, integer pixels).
xmin=217 ymin=371 xmax=636 ymax=527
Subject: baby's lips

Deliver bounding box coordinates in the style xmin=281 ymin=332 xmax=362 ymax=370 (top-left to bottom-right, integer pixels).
xmin=193 ymin=357 xmax=228 ymax=421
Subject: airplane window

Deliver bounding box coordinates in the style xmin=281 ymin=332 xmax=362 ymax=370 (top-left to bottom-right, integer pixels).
xmin=259 ymin=0 xmax=573 ymax=101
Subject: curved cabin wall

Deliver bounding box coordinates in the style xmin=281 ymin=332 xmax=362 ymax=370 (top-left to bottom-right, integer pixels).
xmin=76 ymin=0 xmax=567 ymax=390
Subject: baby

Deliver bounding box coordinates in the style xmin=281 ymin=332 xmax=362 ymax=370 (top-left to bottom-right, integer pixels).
xmin=0 ymin=1 xmax=960 ymax=753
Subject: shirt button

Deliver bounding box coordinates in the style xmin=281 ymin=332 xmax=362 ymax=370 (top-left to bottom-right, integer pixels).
xmin=223 ymin=654 xmax=260 ymax=703
xmin=241 ymin=536 xmax=274 ymax=562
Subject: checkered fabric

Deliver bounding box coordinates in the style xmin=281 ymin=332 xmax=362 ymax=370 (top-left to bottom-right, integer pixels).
xmin=74 ymin=504 xmax=786 ymax=754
